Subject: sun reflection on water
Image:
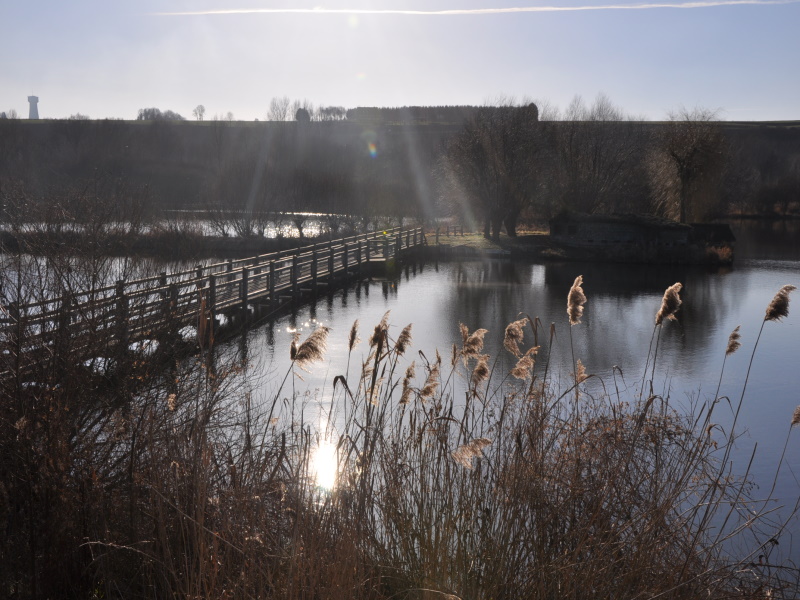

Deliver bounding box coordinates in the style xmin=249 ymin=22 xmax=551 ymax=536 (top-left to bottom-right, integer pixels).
xmin=310 ymin=438 xmax=339 ymax=491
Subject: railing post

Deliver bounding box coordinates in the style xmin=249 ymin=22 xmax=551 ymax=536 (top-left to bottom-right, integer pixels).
xmin=328 ymin=243 xmax=335 ymax=278
xmin=165 ymin=283 xmax=178 ymax=330
xmin=56 ymin=293 xmax=73 ymax=361
xmin=227 ymin=259 xmax=234 ymax=282
xmin=292 ymin=255 xmax=299 ymax=298
xmin=115 ymin=280 xmax=128 ymax=346
xmin=269 ymin=261 xmax=276 ymax=306
xmin=8 ymin=301 xmax=21 ymax=373
xmin=383 ymin=236 xmax=389 ymax=260
xmin=365 ymin=240 xmax=371 ymax=263
xmin=195 ymin=264 xmax=203 ymax=280
xmin=357 ymin=241 xmax=363 ymax=271
xmin=343 ymin=243 xmax=349 ymax=274
xmin=396 ymin=233 xmax=402 ymax=256
xmin=240 ymin=267 xmax=249 ymax=318
xmin=311 ymin=247 xmax=319 ymax=294
xmin=208 ymin=274 xmax=217 ymax=324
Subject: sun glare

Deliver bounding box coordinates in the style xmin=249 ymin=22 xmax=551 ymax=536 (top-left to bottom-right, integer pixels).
xmin=310 ymin=439 xmax=339 ymax=490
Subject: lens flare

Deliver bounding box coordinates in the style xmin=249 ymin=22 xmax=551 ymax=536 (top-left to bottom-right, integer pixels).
xmin=368 ymin=142 xmax=377 ymax=158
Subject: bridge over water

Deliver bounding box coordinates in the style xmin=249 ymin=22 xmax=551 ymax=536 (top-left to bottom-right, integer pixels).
xmin=1 ymin=227 xmax=425 ymax=377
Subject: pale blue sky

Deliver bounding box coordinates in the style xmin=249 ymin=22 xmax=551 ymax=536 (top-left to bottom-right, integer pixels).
xmin=2 ymin=0 xmax=798 ymax=121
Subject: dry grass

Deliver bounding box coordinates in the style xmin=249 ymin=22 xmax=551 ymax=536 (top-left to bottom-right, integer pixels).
xmin=1 ymin=254 xmax=799 ymax=599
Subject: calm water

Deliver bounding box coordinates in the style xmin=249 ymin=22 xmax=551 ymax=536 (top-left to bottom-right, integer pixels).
xmin=227 ymin=219 xmax=800 ymax=560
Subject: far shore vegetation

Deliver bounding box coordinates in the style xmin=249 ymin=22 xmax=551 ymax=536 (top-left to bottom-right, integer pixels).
xmin=2 ymin=95 xmax=799 ymax=254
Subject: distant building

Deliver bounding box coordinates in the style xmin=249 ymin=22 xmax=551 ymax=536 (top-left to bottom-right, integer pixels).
xmin=28 ymin=96 xmax=39 ymax=119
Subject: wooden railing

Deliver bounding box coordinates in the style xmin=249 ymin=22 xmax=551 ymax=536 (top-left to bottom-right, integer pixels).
xmin=1 ymin=227 xmax=424 ymax=374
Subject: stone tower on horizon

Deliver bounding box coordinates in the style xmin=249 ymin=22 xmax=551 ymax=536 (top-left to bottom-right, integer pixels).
xmin=28 ymin=96 xmax=39 ymax=119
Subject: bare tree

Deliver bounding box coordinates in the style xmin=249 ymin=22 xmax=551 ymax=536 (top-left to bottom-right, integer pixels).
xmin=552 ymin=94 xmax=647 ymax=214
xmin=440 ymin=99 xmax=542 ymax=239
xmin=267 ymin=96 xmax=291 ymax=121
xmin=318 ymin=106 xmax=347 ymax=121
xmin=192 ymin=104 xmax=206 ymax=121
xmin=292 ymin=99 xmax=316 ymax=122
xmin=650 ymin=107 xmax=727 ymax=223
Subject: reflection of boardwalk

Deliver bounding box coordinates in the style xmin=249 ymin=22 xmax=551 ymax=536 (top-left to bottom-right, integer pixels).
xmin=1 ymin=227 xmax=424 ymax=377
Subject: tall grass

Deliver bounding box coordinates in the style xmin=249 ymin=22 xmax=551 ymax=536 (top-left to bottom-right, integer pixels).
xmin=1 ymin=272 xmax=798 ymax=599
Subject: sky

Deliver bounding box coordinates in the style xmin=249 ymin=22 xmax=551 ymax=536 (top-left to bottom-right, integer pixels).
xmin=1 ymin=0 xmax=799 ymax=121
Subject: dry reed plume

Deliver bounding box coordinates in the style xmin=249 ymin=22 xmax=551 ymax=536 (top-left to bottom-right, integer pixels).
xmin=395 ymin=323 xmax=413 ymax=355
xmin=655 ymin=282 xmax=683 ymax=325
xmin=792 ymin=406 xmax=800 ymax=427
xmin=511 ymin=347 xmax=538 ymax=380
xmin=369 ymin=310 xmax=391 ymax=347
xmin=292 ymin=325 xmax=330 ymax=368
xmin=567 ymin=275 xmax=587 ymax=325
xmin=348 ymin=319 xmax=361 ymax=351
xmin=451 ymin=438 xmax=492 ymax=469
xmin=503 ymin=318 xmax=527 ymax=357
xmin=471 ymin=354 xmax=490 ymax=387
xmin=765 ymin=284 xmax=796 ymax=322
xmin=726 ymin=325 xmax=742 ymax=356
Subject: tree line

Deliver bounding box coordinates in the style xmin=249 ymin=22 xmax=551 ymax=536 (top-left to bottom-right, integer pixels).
xmin=1 ymin=96 xmax=798 ymax=241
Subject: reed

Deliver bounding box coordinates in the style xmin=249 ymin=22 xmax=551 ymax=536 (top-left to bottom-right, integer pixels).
xmin=1 ymin=267 xmax=798 ymax=599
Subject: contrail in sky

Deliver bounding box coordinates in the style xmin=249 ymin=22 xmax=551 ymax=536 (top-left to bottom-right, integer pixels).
xmin=153 ymin=0 xmax=799 ymax=16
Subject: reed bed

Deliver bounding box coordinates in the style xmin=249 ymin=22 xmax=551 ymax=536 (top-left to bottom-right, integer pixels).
xmin=1 ymin=275 xmax=798 ymax=599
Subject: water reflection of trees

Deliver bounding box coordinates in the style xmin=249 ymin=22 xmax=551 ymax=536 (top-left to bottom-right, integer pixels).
xmin=435 ymin=259 xmax=741 ymax=387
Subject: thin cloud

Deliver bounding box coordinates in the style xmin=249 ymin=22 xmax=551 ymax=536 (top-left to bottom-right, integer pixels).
xmin=153 ymin=1 xmax=800 ymax=17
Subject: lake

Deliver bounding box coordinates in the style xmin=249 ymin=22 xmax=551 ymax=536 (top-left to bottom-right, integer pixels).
xmin=226 ymin=219 xmax=800 ymax=561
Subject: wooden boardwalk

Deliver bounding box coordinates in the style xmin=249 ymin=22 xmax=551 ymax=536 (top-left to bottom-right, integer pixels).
xmin=1 ymin=227 xmax=424 ymax=377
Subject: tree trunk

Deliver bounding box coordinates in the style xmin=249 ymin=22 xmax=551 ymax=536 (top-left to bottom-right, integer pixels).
xmin=503 ymin=211 xmax=519 ymax=237
xmin=490 ymin=213 xmax=503 ymax=241
xmin=679 ymin=176 xmax=690 ymax=223
xmin=483 ymin=217 xmax=491 ymax=239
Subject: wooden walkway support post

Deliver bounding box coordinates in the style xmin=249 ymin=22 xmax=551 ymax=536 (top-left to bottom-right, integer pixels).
xmin=343 ymin=243 xmax=349 ymax=274
xmin=328 ymin=244 xmax=335 ymax=278
xmin=357 ymin=241 xmax=363 ymax=272
xmin=383 ymin=237 xmax=389 ymax=260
